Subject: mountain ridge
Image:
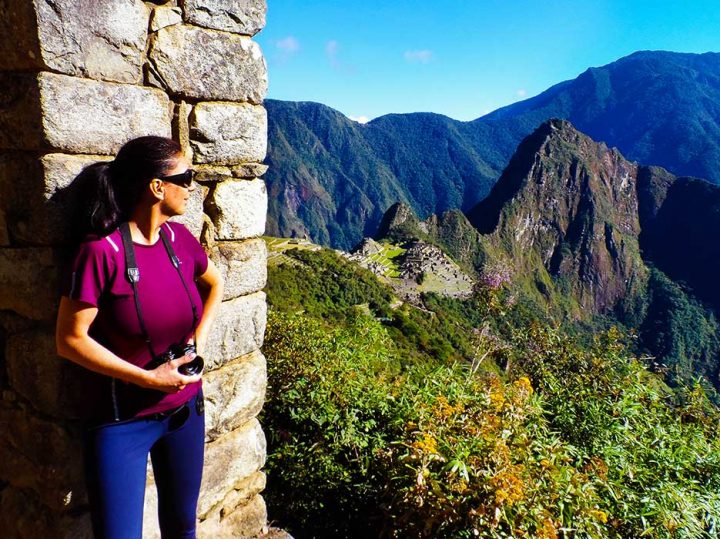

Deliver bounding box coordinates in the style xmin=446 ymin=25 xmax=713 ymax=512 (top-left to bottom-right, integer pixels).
xmin=266 ymin=50 xmax=720 ymax=249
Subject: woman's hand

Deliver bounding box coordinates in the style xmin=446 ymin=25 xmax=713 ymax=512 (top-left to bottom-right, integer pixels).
xmin=142 ymin=354 xmax=202 ymax=393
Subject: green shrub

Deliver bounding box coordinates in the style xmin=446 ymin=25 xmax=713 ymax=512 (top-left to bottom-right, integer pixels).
xmin=262 ymin=309 xmax=720 ymax=538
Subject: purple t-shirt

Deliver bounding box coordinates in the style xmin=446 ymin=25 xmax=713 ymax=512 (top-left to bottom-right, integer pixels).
xmin=65 ymin=222 xmax=208 ymax=419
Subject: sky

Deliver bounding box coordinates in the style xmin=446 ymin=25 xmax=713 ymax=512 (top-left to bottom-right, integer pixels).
xmin=256 ymin=0 xmax=720 ymax=122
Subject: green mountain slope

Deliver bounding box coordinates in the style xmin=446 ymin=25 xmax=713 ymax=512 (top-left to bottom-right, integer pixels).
xmin=266 ymin=51 xmax=720 ymax=249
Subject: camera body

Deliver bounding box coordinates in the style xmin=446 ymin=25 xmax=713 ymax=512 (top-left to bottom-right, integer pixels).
xmin=146 ymin=343 xmax=204 ymax=376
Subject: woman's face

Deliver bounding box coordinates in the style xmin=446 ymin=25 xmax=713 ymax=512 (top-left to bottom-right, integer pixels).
xmin=159 ymin=154 xmax=195 ymax=217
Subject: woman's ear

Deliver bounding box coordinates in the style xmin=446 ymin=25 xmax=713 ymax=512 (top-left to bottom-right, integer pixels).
xmin=148 ymin=179 xmax=165 ymax=200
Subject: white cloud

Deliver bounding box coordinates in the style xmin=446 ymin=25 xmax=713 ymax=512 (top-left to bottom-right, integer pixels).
xmin=273 ymin=36 xmax=300 ymax=64
xmin=326 ymin=40 xmax=340 ymax=69
xmin=404 ymin=50 xmax=433 ymax=64
xmin=276 ymin=36 xmax=300 ymax=54
xmin=516 ymin=89 xmax=527 ymax=97
xmin=349 ymin=115 xmax=370 ymax=124
xmin=326 ymin=40 xmax=339 ymax=56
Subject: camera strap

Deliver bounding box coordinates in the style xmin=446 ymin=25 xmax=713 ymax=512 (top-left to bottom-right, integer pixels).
xmin=119 ymin=222 xmax=200 ymax=357
xmin=111 ymin=222 xmax=201 ymax=422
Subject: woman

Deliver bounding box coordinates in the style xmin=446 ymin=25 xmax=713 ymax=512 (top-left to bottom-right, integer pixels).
xmin=56 ymin=136 xmax=224 ymax=538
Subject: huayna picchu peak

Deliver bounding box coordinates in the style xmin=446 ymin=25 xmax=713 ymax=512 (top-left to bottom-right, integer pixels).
xmin=358 ymin=119 xmax=720 ymax=389
xmin=468 ymin=118 xmax=645 ymax=315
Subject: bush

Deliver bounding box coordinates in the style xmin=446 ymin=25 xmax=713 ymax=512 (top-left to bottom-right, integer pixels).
xmin=262 ymin=310 xmax=720 ymax=538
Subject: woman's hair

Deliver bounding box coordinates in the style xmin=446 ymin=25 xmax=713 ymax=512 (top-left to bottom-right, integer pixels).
xmin=75 ymin=136 xmax=182 ymax=236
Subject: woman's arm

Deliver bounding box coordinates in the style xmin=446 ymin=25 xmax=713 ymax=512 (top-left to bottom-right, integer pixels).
xmin=56 ymin=297 xmax=201 ymax=393
xmin=193 ymin=259 xmax=224 ymax=355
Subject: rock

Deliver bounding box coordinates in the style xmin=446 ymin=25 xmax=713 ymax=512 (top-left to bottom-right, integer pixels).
xmin=38 ymin=72 xmax=173 ymax=154
xmin=0 ymin=404 xmax=86 ymax=511
xmin=206 ymin=179 xmax=267 ymax=240
xmin=231 ymin=163 xmax=268 ymax=178
xmin=0 ymin=73 xmax=171 ymax=154
xmin=150 ymin=6 xmax=183 ymax=32
xmin=198 ymin=494 xmax=267 ymax=538
xmin=147 ymin=25 xmax=267 ymax=103
xmin=5 ymin=326 xmax=105 ymax=419
xmin=196 ymin=165 xmax=234 ymax=183
xmin=0 ymin=153 xmax=113 ymax=246
xmin=0 ymin=248 xmax=60 ymax=321
xmin=198 ymin=418 xmax=266 ymax=517
xmin=145 ymin=469 xmax=266 ymax=538
xmin=173 ymin=100 xmax=194 ymax=161
xmin=203 ymin=350 xmax=266 ymax=441
xmin=169 ymin=182 xmax=207 ymax=238
xmin=0 ymin=1 xmax=43 ymax=71
xmin=181 ymin=0 xmax=267 ymax=36
xmin=0 ymin=0 xmax=150 ymax=84
xmin=209 ymin=239 xmax=268 ymax=300
xmin=190 ymin=102 xmax=267 ymax=165
xmin=0 ymin=73 xmax=44 ymax=151
xmin=0 ymin=485 xmax=93 ymax=539
xmin=259 ymin=528 xmax=294 ymax=539
xmin=204 ymin=292 xmax=266 ymax=369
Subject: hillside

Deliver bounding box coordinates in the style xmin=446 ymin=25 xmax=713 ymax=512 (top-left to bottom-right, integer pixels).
xmin=371 ymin=119 xmax=720 ymax=389
xmin=265 ymin=51 xmax=720 ymax=249
xmin=261 ymin=236 xmax=720 ymax=538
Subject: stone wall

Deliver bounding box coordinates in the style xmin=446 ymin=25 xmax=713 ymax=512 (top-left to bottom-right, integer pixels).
xmin=0 ymin=1 xmax=269 ymax=537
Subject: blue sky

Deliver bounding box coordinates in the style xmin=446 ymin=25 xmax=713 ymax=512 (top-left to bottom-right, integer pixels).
xmin=256 ymin=1 xmax=720 ymax=122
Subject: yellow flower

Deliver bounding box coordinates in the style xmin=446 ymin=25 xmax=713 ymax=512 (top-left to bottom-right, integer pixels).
xmin=412 ymin=433 xmax=439 ymax=454
xmin=514 ymin=376 xmax=534 ymax=394
xmin=589 ymin=509 xmax=608 ymax=523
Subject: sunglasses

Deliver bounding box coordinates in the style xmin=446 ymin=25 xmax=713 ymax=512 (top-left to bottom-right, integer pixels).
xmin=159 ymin=169 xmax=195 ymax=188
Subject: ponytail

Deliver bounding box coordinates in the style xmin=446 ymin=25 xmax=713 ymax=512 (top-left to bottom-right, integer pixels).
xmin=72 ymin=136 xmax=183 ymax=238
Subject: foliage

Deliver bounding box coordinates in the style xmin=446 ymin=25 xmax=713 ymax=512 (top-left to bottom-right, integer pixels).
xmin=262 ymin=306 xmax=720 ymax=538
xmin=640 ymin=268 xmax=720 ymax=388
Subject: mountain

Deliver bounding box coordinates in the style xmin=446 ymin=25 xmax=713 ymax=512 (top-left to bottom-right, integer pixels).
xmin=376 ymin=119 xmax=720 ymax=386
xmin=265 ymin=51 xmax=720 ymax=249
xmin=264 ymin=101 xmax=502 ymax=249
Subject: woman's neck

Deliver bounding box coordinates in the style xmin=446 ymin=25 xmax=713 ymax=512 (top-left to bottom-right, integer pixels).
xmin=128 ymin=206 xmax=167 ymax=245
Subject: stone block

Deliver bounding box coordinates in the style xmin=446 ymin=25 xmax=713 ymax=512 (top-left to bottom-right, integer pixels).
xmin=204 ymin=350 xmax=266 ymax=441
xmin=198 ymin=493 xmax=267 ymax=538
xmin=0 ymin=1 xmax=43 ymax=71
xmin=173 ymin=100 xmax=194 ymax=162
xmin=0 ymin=1 xmax=150 ymax=85
xmin=196 ymin=165 xmax=234 ymax=183
xmin=151 ymin=6 xmax=183 ymax=32
xmin=169 ymin=181 xmax=208 ymax=238
xmin=0 ymin=73 xmax=172 ymax=154
xmin=5 ymin=327 xmax=101 ymax=419
xmin=0 ymin=73 xmax=44 ymax=151
xmin=231 ymin=163 xmax=268 ymax=179
xmin=210 ymin=239 xmax=267 ymax=300
xmin=33 ymin=0 xmax=150 ymax=83
xmin=206 ymin=179 xmax=267 ymax=240
xmin=0 ymin=248 xmax=60 ymax=321
xmin=0 ymin=152 xmax=113 ymax=246
xmin=0 ymin=404 xmax=86 ymax=511
xmin=204 ymin=292 xmax=266 ymax=370
xmin=37 ymin=72 xmax=173 ymax=154
xmin=198 ymin=418 xmax=266 ymax=517
xmin=147 ymin=25 xmax=267 ymax=103
xmin=190 ymin=102 xmax=267 ymax=165
xmin=181 ymin=0 xmax=267 ymax=36
xmin=144 ymin=464 xmax=266 ymax=537
xmin=0 ymin=485 xmax=92 ymax=539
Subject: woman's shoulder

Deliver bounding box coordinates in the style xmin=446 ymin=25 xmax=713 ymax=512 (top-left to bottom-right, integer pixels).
xmin=79 ymin=228 xmax=122 ymax=252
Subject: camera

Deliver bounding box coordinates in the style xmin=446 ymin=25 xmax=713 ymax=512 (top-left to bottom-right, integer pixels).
xmin=146 ymin=343 xmax=205 ymax=376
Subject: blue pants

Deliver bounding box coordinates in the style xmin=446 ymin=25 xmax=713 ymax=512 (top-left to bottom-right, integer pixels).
xmin=84 ymin=393 xmax=205 ymax=539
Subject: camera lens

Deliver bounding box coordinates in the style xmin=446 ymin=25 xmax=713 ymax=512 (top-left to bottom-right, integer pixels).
xmin=179 ymin=355 xmax=204 ymax=376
